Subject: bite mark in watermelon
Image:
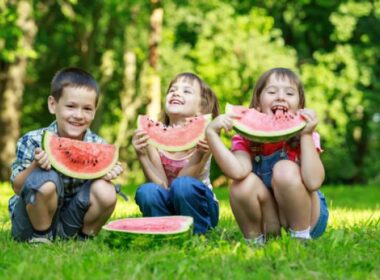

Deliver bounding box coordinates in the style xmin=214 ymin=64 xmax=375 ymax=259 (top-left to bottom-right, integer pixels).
xmin=137 ymin=114 xmax=211 ymax=152
xmin=102 ymin=216 xmax=193 ymax=247
xmin=226 ymin=103 xmax=307 ymax=143
xmin=43 ymin=131 xmax=118 ymax=179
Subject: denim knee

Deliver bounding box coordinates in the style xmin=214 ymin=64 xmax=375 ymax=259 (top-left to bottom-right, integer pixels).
xmin=22 ymin=168 xmax=62 ymax=204
xmin=135 ymin=183 xmax=164 ymax=205
xmin=170 ymin=176 xmax=199 ymax=203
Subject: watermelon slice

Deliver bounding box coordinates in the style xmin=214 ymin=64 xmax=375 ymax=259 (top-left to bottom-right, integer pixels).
xmin=42 ymin=131 xmax=118 ymax=179
xmin=226 ymin=103 xmax=307 ymax=143
xmin=102 ymin=216 xmax=193 ymax=247
xmin=137 ymin=114 xmax=211 ymax=152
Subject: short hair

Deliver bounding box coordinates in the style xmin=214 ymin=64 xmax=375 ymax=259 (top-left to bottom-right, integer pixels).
xmin=50 ymin=67 xmax=100 ymax=105
xmin=249 ymin=67 xmax=305 ymax=109
xmin=163 ymin=72 xmax=220 ymax=125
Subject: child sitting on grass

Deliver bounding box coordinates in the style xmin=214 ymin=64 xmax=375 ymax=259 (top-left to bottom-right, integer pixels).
xmin=9 ymin=67 xmax=123 ymax=243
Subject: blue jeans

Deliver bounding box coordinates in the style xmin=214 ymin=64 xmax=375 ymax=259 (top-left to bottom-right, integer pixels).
xmin=135 ymin=176 xmax=219 ymax=234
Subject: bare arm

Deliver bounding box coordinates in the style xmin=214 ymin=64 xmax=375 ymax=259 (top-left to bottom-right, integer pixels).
xmin=132 ymin=129 xmax=169 ymax=188
xmin=299 ymin=109 xmax=325 ymax=191
xmin=12 ymin=148 xmax=51 ymax=194
xmin=178 ymin=140 xmax=211 ymax=178
xmin=205 ymin=114 xmax=252 ymax=180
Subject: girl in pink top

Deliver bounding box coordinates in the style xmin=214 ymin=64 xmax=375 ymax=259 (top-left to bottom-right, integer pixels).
xmin=132 ymin=73 xmax=220 ymax=234
xmin=206 ymin=68 xmax=328 ymax=244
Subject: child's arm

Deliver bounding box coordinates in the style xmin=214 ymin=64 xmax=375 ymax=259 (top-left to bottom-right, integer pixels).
xmin=206 ymin=114 xmax=252 ymax=180
xmin=299 ymin=109 xmax=325 ymax=191
xmin=178 ymin=139 xmax=211 ymax=178
xmin=12 ymin=148 xmax=51 ymax=194
xmin=132 ymin=129 xmax=169 ymax=188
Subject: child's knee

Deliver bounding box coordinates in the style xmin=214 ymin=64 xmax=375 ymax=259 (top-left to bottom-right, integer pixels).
xmin=170 ymin=177 xmax=199 ymax=202
xmin=90 ymin=180 xmax=117 ymax=207
xmin=272 ymin=161 xmax=302 ymax=190
xmin=230 ymin=174 xmax=262 ymax=201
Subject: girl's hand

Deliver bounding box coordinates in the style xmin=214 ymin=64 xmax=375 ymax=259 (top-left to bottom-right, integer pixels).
xmin=132 ymin=129 xmax=150 ymax=155
xmin=206 ymin=114 xmax=236 ymax=135
xmin=196 ymin=139 xmax=210 ymax=154
xmin=103 ymin=161 xmax=124 ymax=181
xmin=34 ymin=148 xmax=51 ymax=170
xmin=299 ymin=108 xmax=318 ymax=135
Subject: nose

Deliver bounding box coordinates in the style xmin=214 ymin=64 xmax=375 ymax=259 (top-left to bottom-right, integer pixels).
xmin=276 ymin=90 xmax=286 ymax=100
xmin=73 ymin=108 xmax=84 ymax=119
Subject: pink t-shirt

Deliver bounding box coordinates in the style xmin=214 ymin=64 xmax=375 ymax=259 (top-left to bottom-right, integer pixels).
xmin=231 ymin=132 xmax=322 ymax=162
xmin=159 ymin=150 xmax=212 ymax=188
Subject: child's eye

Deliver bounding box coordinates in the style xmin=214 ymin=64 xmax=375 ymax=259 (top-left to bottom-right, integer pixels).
xmin=84 ymin=107 xmax=93 ymax=111
xmin=66 ymin=104 xmax=74 ymax=108
xmin=287 ymin=92 xmax=295 ymax=96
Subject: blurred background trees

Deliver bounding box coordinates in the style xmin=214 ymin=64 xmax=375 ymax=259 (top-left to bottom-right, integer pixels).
xmin=1 ymin=0 xmax=379 ymax=185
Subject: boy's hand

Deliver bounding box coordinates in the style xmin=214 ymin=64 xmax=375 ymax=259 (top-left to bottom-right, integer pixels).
xmin=34 ymin=148 xmax=51 ymax=170
xmin=132 ymin=129 xmax=150 ymax=156
xmin=103 ymin=161 xmax=124 ymax=181
xmin=299 ymin=108 xmax=318 ymax=135
xmin=206 ymin=114 xmax=236 ymax=135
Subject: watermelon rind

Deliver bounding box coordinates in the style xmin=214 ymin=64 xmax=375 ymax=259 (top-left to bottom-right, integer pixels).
xmin=102 ymin=216 xmax=193 ymax=248
xmin=137 ymin=114 xmax=211 ymax=152
xmin=42 ymin=131 xmax=119 ymax=179
xmin=226 ymin=103 xmax=307 ymax=143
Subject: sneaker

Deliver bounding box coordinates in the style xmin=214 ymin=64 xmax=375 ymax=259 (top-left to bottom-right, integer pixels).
xmin=28 ymin=231 xmax=53 ymax=245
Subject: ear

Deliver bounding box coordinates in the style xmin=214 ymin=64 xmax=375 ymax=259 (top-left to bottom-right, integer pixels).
xmin=47 ymin=96 xmax=57 ymax=114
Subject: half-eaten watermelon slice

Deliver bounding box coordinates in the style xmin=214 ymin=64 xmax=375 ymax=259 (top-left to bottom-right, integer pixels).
xmin=102 ymin=216 xmax=193 ymax=247
xmin=43 ymin=131 xmax=118 ymax=179
xmin=226 ymin=103 xmax=307 ymax=143
xmin=137 ymin=114 xmax=211 ymax=152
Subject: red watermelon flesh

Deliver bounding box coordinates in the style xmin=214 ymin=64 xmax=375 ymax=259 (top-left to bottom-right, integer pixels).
xmin=43 ymin=131 xmax=118 ymax=179
xmin=226 ymin=103 xmax=307 ymax=143
xmin=103 ymin=216 xmax=193 ymax=235
xmin=137 ymin=114 xmax=211 ymax=152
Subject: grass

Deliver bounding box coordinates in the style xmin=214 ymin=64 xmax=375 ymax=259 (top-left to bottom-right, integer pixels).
xmin=0 ymin=183 xmax=379 ymax=279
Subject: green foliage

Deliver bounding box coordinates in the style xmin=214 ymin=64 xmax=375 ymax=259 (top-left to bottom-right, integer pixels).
xmin=2 ymin=0 xmax=379 ymax=184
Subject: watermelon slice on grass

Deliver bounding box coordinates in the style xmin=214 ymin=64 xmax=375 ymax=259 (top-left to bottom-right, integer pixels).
xmin=102 ymin=216 xmax=194 ymax=248
xmin=137 ymin=114 xmax=211 ymax=152
xmin=226 ymin=103 xmax=307 ymax=143
xmin=43 ymin=131 xmax=118 ymax=179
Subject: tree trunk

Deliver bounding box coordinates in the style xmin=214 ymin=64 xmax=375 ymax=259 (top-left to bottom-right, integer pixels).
xmin=0 ymin=1 xmax=37 ymax=181
xmin=146 ymin=2 xmax=163 ymax=120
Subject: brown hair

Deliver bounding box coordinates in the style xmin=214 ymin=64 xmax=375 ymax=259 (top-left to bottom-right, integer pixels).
xmin=163 ymin=72 xmax=219 ymax=125
xmin=249 ymin=67 xmax=305 ymax=110
xmin=51 ymin=67 xmax=100 ymax=106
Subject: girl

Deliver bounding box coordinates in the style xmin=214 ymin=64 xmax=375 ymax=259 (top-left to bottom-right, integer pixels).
xmin=132 ymin=72 xmax=220 ymax=234
xmin=206 ymin=68 xmax=328 ymax=244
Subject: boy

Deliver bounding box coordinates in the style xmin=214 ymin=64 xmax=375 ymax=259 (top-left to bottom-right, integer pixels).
xmin=9 ymin=67 xmax=123 ymax=243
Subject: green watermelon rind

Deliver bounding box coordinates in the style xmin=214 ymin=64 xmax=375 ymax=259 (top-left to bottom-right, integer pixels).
xmin=102 ymin=216 xmax=193 ymax=247
xmin=226 ymin=103 xmax=307 ymax=143
xmin=42 ymin=131 xmax=119 ymax=179
xmin=138 ymin=114 xmax=211 ymax=152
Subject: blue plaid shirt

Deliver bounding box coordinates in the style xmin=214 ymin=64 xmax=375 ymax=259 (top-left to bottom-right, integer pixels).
xmin=9 ymin=121 xmax=105 ymax=215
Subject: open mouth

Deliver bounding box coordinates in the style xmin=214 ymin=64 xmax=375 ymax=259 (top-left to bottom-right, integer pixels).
xmin=169 ymin=99 xmax=184 ymax=105
xmin=271 ymin=105 xmax=288 ymax=115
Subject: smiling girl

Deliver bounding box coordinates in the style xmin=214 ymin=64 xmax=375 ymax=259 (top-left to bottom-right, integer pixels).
xmin=132 ymin=73 xmax=220 ymax=234
xmin=206 ymin=68 xmax=329 ymax=244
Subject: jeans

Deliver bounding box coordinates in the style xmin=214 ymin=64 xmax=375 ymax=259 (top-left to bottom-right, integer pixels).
xmin=135 ymin=176 xmax=219 ymax=234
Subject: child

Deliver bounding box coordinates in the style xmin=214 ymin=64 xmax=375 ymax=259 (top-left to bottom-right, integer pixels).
xmin=132 ymin=72 xmax=220 ymax=234
xmin=9 ymin=67 xmax=123 ymax=243
xmin=206 ymin=68 xmax=329 ymax=244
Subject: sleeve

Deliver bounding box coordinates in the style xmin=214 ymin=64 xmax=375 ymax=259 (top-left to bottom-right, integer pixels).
xmin=10 ymin=135 xmax=40 ymax=182
xmin=312 ymin=132 xmax=323 ymax=153
xmin=231 ymin=134 xmax=251 ymax=154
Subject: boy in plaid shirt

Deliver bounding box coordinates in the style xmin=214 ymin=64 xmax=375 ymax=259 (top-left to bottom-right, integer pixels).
xmin=9 ymin=67 xmax=123 ymax=243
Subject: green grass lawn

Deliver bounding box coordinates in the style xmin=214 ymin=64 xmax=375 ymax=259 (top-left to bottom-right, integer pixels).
xmin=0 ymin=183 xmax=379 ymax=279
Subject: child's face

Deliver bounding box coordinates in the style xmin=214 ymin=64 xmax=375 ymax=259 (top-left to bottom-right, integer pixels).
xmin=165 ymin=77 xmax=202 ymax=121
xmin=48 ymin=86 xmax=97 ymax=140
xmin=258 ymin=74 xmax=300 ymax=115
